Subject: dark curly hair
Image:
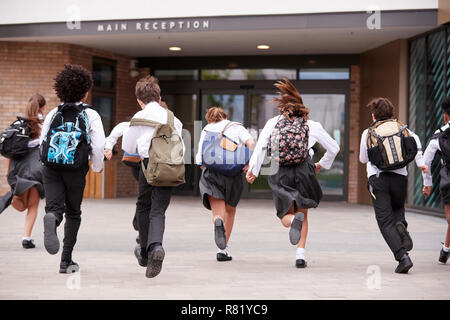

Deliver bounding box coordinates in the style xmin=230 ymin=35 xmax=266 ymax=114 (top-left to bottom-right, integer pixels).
xmin=54 ymin=64 xmax=93 ymax=103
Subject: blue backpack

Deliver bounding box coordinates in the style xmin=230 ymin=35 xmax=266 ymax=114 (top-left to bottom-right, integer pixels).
xmin=201 ymin=122 xmax=252 ymax=177
xmin=40 ymin=103 xmax=91 ymax=171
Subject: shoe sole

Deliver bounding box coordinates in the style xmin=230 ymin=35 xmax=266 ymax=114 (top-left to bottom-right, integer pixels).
xmin=289 ymin=212 xmax=304 ymax=245
xmin=396 ymin=222 xmax=413 ymax=251
xmin=146 ymin=247 xmax=165 ymax=278
xmin=214 ymin=219 xmax=227 ymax=250
xmin=295 ymin=263 xmax=307 ymax=269
xmin=59 ymin=265 xmax=79 ymax=274
xmin=43 ymin=213 xmax=59 ymax=255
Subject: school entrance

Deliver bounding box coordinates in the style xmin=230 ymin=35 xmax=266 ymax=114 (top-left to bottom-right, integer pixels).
xmin=144 ymin=55 xmax=353 ymax=201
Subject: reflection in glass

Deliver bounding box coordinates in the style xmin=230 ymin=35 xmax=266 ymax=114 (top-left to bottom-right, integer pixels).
xmin=201 ymin=69 xmax=296 ymax=80
xmin=201 ymin=94 xmax=245 ymax=126
xmin=93 ymin=62 xmax=114 ymax=88
xmin=91 ymin=95 xmax=113 ymax=135
xmin=299 ymin=68 xmax=349 ymax=80
xmin=154 ymin=69 xmax=199 ymax=80
xmin=162 ymin=94 xmax=197 ymax=192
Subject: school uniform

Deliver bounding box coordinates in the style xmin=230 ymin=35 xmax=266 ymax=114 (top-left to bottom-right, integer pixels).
xmin=359 ymin=127 xmax=424 ymax=261
xmin=248 ymin=116 xmax=340 ymax=219
xmin=122 ymin=101 xmax=184 ymax=257
xmin=195 ymin=120 xmax=253 ymax=210
xmin=0 ymin=129 xmax=45 ymax=214
xmin=422 ymin=122 xmax=450 ymax=203
xmin=40 ymin=103 xmax=105 ymax=262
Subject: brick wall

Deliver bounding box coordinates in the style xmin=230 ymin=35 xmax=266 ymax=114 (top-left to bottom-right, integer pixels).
xmin=348 ymin=65 xmax=361 ymax=204
xmin=0 ymin=41 xmax=139 ymax=197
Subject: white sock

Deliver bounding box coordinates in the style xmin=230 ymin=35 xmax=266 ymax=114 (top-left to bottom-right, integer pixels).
xmin=218 ymin=247 xmax=228 ymax=255
xmin=290 ymin=216 xmax=295 ymax=225
xmin=443 ymin=245 xmax=450 ymax=253
xmin=296 ymin=248 xmax=305 ymax=260
xmin=22 ymin=237 xmax=31 ymax=241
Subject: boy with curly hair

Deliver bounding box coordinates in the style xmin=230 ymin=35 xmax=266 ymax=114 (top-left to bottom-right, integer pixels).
xmin=40 ymin=64 xmax=105 ymax=273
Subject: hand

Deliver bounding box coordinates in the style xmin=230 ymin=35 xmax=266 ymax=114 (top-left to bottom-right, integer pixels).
xmin=104 ymin=149 xmax=113 ymax=160
xmin=98 ymin=168 xmax=104 ymax=174
xmin=418 ymin=165 xmax=429 ymax=174
xmin=246 ymin=170 xmax=257 ymax=184
xmin=200 ymin=165 xmax=205 ymax=170
xmin=422 ymin=186 xmax=432 ymax=197
xmin=242 ymin=164 xmax=249 ymax=173
xmin=315 ymin=162 xmax=323 ymax=173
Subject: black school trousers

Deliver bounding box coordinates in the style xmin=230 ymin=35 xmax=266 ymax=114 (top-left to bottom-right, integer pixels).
xmin=368 ymin=172 xmax=408 ymax=261
xmin=43 ymin=165 xmax=89 ymax=261
xmin=136 ymin=160 xmax=172 ymax=257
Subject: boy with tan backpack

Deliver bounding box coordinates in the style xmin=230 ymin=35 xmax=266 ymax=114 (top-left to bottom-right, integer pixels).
xmin=359 ymin=97 xmax=428 ymax=274
xmin=122 ymin=76 xmax=185 ymax=278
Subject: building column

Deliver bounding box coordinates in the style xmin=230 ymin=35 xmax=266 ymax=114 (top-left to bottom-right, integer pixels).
xmin=348 ymin=65 xmax=361 ymax=204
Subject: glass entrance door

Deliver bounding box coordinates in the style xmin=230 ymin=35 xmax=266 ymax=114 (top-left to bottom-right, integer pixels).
xmin=247 ymin=91 xmax=347 ymax=200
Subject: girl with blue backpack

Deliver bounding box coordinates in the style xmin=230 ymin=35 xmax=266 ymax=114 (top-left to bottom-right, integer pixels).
xmin=246 ymin=78 xmax=340 ymax=268
xmin=196 ymin=107 xmax=255 ymax=261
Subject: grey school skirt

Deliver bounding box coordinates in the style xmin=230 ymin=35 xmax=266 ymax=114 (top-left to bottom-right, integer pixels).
xmin=268 ymin=158 xmax=323 ymax=219
xmin=199 ymin=168 xmax=244 ymax=210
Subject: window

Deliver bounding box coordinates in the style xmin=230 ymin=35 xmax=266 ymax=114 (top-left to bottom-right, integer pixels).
xmin=92 ymin=58 xmax=116 ymax=135
xmin=154 ymin=69 xmax=199 ymax=80
xmin=299 ymin=68 xmax=349 ymax=80
xmin=201 ymin=69 xmax=296 ymax=80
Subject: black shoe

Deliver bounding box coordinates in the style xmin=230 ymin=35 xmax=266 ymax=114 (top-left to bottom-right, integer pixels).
xmin=134 ymin=245 xmax=147 ymax=267
xmin=22 ymin=239 xmax=35 ymax=249
xmin=217 ymin=252 xmax=232 ymax=262
xmin=396 ymin=222 xmax=413 ymax=251
xmin=395 ymin=254 xmax=413 ymax=274
xmin=289 ymin=212 xmax=304 ymax=245
xmin=439 ymin=247 xmax=449 ymax=264
xmin=214 ymin=218 xmax=227 ymax=250
xmin=59 ymin=260 xmax=79 ymax=274
xmin=136 ymin=235 xmax=140 ymax=245
xmin=146 ymin=245 xmax=165 ymax=278
xmin=295 ymin=259 xmax=307 ymax=268
xmin=43 ymin=212 xmax=59 ymax=255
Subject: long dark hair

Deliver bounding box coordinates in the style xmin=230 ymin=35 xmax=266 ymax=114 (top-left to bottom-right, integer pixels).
xmin=273 ymin=78 xmax=309 ymax=121
xmin=25 ymin=93 xmax=46 ymax=139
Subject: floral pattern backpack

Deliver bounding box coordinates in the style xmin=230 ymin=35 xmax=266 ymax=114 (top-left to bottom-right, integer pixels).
xmin=268 ymin=116 xmax=309 ymax=166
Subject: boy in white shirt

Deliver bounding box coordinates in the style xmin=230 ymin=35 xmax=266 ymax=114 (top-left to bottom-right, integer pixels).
xmin=359 ymin=97 xmax=427 ymax=274
xmin=422 ymin=97 xmax=450 ymax=264
xmin=40 ymin=65 xmax=105 ymax=274
xmin=123 ymin=76 xmax=184 ymax=278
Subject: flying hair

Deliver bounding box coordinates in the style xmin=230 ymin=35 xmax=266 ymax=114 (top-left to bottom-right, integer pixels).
xmin=273 ymin=77 xmax=309 ymax=121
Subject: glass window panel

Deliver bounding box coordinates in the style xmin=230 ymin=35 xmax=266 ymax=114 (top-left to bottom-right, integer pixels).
xmin=93 ymin=62 xmax=114 ymax=89
xmin=201 ymin=94 xmax=245 ymax=126
xmin=303 ymin=94 xmax=345 ymax=196
xmin=299 ymin=68 xmax=349 ymax=80
xmin=91 ymin=95 xmax=113 ymax=135
xmin=201 ymin=69 xmax=296 ymax=80
xmin=154 ymin=69 xmax=199 ymax=80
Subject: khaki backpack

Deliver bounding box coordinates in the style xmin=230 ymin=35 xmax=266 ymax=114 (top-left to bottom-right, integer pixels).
xmin=366 ymin=118 xmax=417 ymax=171
xmin=130 ymin=110 xmax=185 ymax=187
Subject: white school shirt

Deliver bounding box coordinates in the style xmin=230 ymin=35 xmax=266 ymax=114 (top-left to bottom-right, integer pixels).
xmin=359 ymin=128 xmax=425 ymax=178
xmin=248 ymin=116 xmax=340 ymax=177
xmin=105 ymin=122 xmax=130 ymax=150
xmin=122 ymin=101 xmax=184 ymax=159
xmin=195 ymin=119 xmax=254 ymax=165
xmin=422 ymin=122 xmax=450 ymax=186
xmin=39 ymin=103 xmax=106 ymax=173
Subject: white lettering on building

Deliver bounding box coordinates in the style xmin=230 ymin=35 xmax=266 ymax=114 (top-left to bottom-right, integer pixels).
xmin=96 ymin=19 xmax=210 ymax=33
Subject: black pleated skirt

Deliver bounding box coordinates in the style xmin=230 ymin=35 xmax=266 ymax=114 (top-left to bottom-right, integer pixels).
xmin=0 ymin=147 xmax=45 ymax=213
xmin=199 ymin=168 xmax=244 ymax=210
xmin=268 ymin=158 xmax=323 ymax=219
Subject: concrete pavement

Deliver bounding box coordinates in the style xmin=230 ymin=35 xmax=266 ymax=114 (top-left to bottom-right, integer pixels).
xmin=0 ymin=196 xmax=448 ymax=300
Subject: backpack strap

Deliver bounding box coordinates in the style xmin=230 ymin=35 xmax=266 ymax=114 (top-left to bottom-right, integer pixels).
xmin=166 ymin=110 xmax=175 ymax=128
xmin=130 ymin=118 xmax=162 ymax=127
xmin=220 ymin=121 xmax=240 ymax=135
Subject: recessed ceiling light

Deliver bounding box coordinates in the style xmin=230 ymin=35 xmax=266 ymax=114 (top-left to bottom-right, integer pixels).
xmin=257 ymin=44 xmax=270 ymax=50
xmin=169 ymin=46 xmax=182 ymax=51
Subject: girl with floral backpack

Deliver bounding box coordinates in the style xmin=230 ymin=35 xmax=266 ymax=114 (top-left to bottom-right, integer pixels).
xmin=246 ymin=78 xmax=340 ymax=268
